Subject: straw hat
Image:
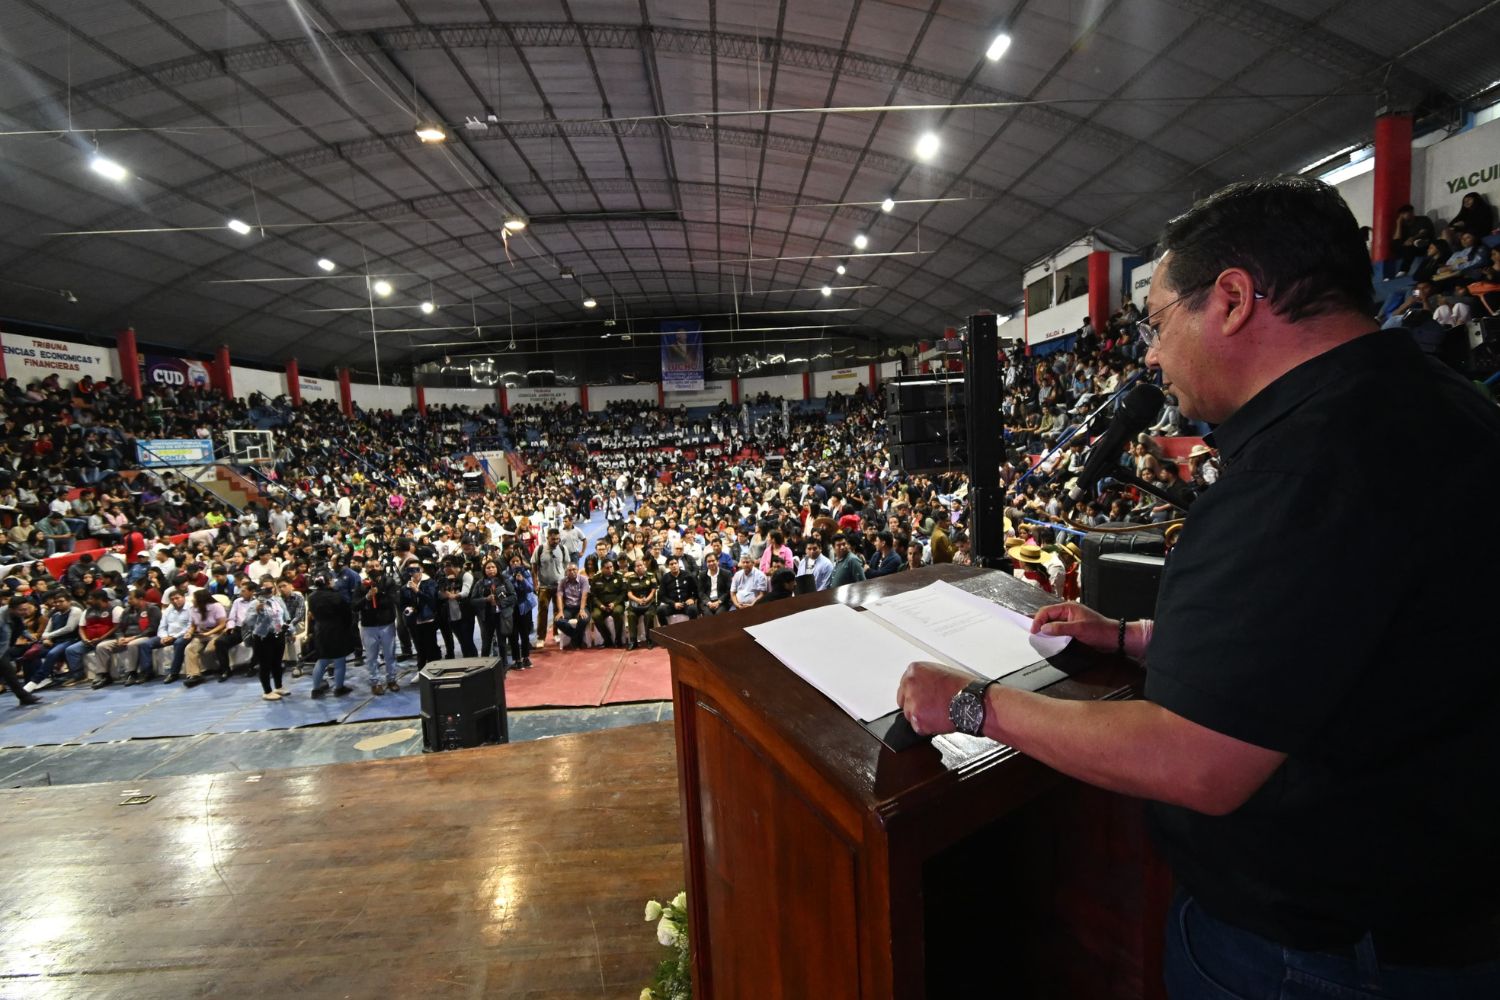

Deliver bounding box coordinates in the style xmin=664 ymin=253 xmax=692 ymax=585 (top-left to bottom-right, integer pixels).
xmin=1061 ymin=541 xmax=1083 ymax=563
xmin=1010 ymin=543 xmax=1048 ymax=564
xmin=1187 ymin=444 xmax=1214 ymax=459
xmin=1004 ymin=537 xmax=1026 ymax=550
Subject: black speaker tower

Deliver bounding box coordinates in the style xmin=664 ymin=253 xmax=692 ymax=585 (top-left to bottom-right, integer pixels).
xmin=963 ymin=313 xmax=1006 ymax=567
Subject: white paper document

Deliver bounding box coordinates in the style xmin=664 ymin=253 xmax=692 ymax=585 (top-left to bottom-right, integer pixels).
xmin=865 ymin=580 xmax=1071 ymax=678
xmin=743 ymin=582 xmax=1071 ymax=723
xmin=744 ymin=604 xmax=933 ymax=722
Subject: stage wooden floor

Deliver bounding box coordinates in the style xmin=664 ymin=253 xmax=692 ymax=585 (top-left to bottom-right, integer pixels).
xmin=0 ymin=722 xmax=683 ymax=1000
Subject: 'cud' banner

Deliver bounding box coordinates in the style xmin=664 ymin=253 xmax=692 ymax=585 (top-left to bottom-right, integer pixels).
xmin=141 ymin=353 xmax=213 ymax=390
xmin=660 ymin=320 xmax=704 ymax=392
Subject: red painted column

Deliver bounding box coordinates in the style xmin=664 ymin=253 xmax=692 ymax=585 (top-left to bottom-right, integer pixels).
xmin=867 ymin=364 xmax=877 ymax=391
xmin=730 ymin=378 xmax=740 ymax=405
xmin=1087 ymin=251 xmax=1111 ymax=334
xmin=802 ymin=371 xmax=812 ymax=400
xmin=918 ymin=340 xmax=932 ymax=374
xmin=1371 ymin=113 xmax=1413 ymax=265
xmin=286 ymin=358 xmax=302 ymax=406
xmin=117 ymin=327 xmax=142 ymax=400
xmin=215 ymin=345 xmax=233 ymax=398
xmin=499 ymin=387 xmax=509 ymax=414
xmin=415 ymin=383 xmax=427 ymax=417
xmin=579 ymin=384 xmax=590 ymax=412
xmin=657 ymin=382 xmax=665 ymax=408
xmin=337 ymin=367 xmax=352 ymax=417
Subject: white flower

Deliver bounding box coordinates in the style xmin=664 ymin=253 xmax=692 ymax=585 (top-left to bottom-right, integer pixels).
xmin=657 ymin=917 xmax=681 ymax=947
xmin=644 ymin=900 xmax=663 ymax=921
xmin=670 ymin=891 xmax=687 ymax=909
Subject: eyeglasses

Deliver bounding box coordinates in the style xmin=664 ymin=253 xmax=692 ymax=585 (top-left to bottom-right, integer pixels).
xmin=1137 ymin=287 xmax=1265 ymax=349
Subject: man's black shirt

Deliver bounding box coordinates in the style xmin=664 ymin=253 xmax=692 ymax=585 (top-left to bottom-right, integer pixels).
xmin=1146 ymin=330 xmax=1500 ymax=949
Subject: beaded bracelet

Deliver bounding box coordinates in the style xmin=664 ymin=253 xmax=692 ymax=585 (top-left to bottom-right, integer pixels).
xmin=1117 ymin=617 xmax=1127 ymax=656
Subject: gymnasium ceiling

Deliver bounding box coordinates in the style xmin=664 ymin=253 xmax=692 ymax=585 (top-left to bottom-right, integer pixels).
xmin=1 ymin=0 xmax=1499 ymax=377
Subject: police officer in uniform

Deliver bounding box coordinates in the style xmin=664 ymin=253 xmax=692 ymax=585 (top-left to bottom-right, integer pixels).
xmin=622 ymin=557 xmax=658 ymax=651
xmin=588 ymin=558 xmax=627 ymax=648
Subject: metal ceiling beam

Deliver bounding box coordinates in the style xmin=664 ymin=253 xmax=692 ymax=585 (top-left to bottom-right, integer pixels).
xmin=3 ymin=19 xmax=1207 ymax=183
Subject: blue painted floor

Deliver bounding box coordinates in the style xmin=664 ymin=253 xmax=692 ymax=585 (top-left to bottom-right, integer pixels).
xmin=0 ymin=702 xmax=673 ymax=788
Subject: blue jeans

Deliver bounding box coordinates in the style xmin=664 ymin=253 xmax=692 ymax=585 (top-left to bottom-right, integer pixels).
xmin=1164 ymin=891 xmax=1500 ymax=999
xmin=311 ymin=656 xmax=346 ymax=690
xmin=360 ymin=624 xmax=397 ymax=684
xmin=31 ymin=640 xmax=78 ymax=682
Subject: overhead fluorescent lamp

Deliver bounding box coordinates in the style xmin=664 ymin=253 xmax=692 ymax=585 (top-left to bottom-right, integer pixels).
xmin=371 ymin=279 xmax=393 ymax=297
xmin=821 ymin=285 xmax=833 ymax=297
xmin=880 ymin=197 xmax=895 ymax=213
xmin=986 ymin=32 xmax=1012 ymax=62
xmin=226 ymin=218 xmax=252 ymax=235
xmin=1298 ymin=143 xmax=1360 ymax=175
xmin=90 ymin=155 xmax=128 ymax=182
xmin=583 ymin=296 xmax=597 ymax=309
xmin=415 ymin=121 xmax=448 ymax=143
xmin=316 ymin=258 xmax=336 ymax=272
xmin=852 ymin=233 xmax=869 ymax=250
xmin=914 ymin=131 xmax=940 ymax=162
xmin=503 ymin=215 xmax=528 ymax=232
xmin=420 ymin=301 xmax=435 ymax=314
xmin=836 ymin=264 xmax=846 ymax=275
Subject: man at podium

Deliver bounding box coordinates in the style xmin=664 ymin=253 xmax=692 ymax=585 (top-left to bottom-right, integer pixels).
xmin=898 ymin=177 xmax=1500 ymax=999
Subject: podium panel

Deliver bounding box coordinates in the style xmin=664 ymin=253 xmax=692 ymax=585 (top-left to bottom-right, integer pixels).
xmin=659 ymin=565 xmax=1169 ymax=1000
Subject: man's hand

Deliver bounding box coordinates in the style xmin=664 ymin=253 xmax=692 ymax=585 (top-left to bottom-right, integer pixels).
xmin=1031 ymin=601 xmax=1118 ymax=653
xmin=895 ymin=660 xmax=973 ymax=736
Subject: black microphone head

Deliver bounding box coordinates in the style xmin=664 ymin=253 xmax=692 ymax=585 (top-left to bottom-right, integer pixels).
xmin=1118 ymin=381 xmax=1166 ymax=427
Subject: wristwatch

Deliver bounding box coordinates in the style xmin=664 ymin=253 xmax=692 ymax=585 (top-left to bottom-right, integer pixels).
xmin=948 ymin=679 xmax=1000 ymax=737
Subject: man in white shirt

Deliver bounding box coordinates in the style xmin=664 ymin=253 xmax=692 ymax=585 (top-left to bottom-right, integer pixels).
xmin=245 ymin=550 xmax=282 ymax=584
xmin=730 ymin=555 xmax=768 ymax=610
xmin=795 ymin=540 xmax=834 ymax=592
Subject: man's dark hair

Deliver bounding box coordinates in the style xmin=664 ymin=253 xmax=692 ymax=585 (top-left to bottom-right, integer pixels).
xmin=1156 ymin=176 xmax=1372 ymax=323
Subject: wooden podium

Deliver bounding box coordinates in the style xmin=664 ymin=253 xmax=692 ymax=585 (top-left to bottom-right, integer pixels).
xmin=657 ymin=564 xmax=1170 ymax=1000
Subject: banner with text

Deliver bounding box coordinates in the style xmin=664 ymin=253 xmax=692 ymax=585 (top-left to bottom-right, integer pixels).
xmin=660 ymin=321 xmax=704 ymax=392
xmin=141 ymin=353 xmax=213 ymax=391
xmin=506 ymin=386 xmax=581 ymax=410
xmin=1 ymin=332 xmax=117 ymax=387
xmin=137 ymin=437 xmax=215 ymax=466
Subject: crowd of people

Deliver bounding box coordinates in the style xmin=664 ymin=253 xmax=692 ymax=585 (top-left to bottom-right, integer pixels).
xmin=0 ymin=316 xmax=1224 ymax=710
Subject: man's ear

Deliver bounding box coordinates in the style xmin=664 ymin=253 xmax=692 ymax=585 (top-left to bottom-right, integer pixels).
xmin=1215 ymin=268 xmax=1260 ymax=339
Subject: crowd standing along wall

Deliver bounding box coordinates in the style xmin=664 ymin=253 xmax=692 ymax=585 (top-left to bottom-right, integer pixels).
xmin=231 ymin=365 xmax=286 ymax=402
xmin=349 ymin=383 xmax=415 ymax=412
xmin=586 ymin=383 xmax=658 ymax=410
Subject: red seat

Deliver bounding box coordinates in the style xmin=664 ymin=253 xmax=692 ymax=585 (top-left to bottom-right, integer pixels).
xmin=71 ymin=538 xmax=103 ymax=554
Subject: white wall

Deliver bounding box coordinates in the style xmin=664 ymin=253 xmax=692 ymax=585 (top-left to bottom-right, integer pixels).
xmin=1 ymin=332 xmax=118 ymax=387
xmin=587 ymin=383 xmax=658 ymax=410
xmin=1128 ymin=259 xmax=1158 ymax=310
xmin=879 ymin=360 xmax=902 ymax=383
xmin=297 ymin=375 xmax=337 ymax=401
xmin=812 ymin=367 xmax=869 ymax=396
xmin=1419 ymin=117 xmax=1500 ymax=228
xmin=424 ymin=386 xmax=497 ymax=410
xmin=1331 ymin=116 xmax=1499 ymax=232
xmin=232 ymin=365 xmax=285 ymax=402
xmin=658 ymin=380 xmax=731 ymax=407
xmin=740 ymin=373 xmax=804 ymax=400
xmin=506 ymin=386 xmax=581 ymax=409
xmin=351 ymin=383 xmax=413 ymax=412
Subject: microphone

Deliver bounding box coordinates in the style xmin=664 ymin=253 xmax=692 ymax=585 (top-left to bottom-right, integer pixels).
xmin=1068 ymin=382 xmax=1165 ymax=500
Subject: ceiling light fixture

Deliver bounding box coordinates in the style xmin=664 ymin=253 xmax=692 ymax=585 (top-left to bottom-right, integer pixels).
xmin=880 ymin=197 xmax=895 ymax=213
xmin=89 ymin=154 xmax=128 ymax=182
xmin=986 ymin=31 xmax=1013 ymax=62
xmin=503 ymin=215 xmax=528 ymax=232
xmin=560 ymin=265 xmax=575 ymax=280
xmin=372 ymin=279 xmax=393 ymax=297
xmin=836 ymin=264 xmax=847 ymax=275
xmin=415 ymin=121 xmax=448 ymax=143
xmin=914 ymin=131 xmax=940 ymax=162
xmin=226 ymin=218 xmax=252 ymax=235
xmin=316 ymin=258 xmax=336 ymax=272
xmin=852 ymin=234 xmax=869 ymax=250
xmin=821 ymin=285 xmax=833 ymax=297
xmin=583 ymin=296 xmax=597 ymax=309
xmin=420 ymin=301 xmax=436 ymax=315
